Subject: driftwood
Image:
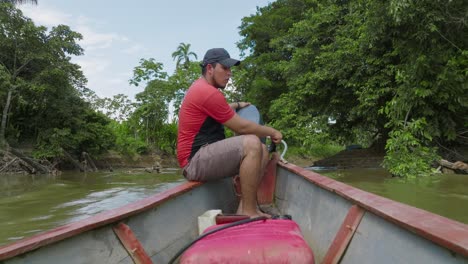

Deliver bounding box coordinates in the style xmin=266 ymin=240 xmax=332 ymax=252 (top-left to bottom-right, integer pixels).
xmin=62 ymin=150 xmax=100 ymax=173
xmin=439 ymin=159 xmax=468 ymax=174
xmin=3 ymin=147 xmax=50 ymax=174
xmin=82 ymin=152 xmax=98 ymax=172
xmin=62 ymin=149 xmax=85 ymax=172
xmin=106 ymin=161 xmax=113 ymax=172
xmin=18 ymin=160 xmax=35 ymax=174
xmin=144 ymin=161 xmax=162 ymax=174
xmin=0 ymin=157 xmax=17 ymax=173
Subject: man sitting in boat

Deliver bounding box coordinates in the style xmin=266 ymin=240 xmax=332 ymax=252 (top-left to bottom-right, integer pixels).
xmin=177 ymin=48 xmax=282 ymax=218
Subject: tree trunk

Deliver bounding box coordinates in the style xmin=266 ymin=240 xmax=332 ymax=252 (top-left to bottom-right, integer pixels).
xmin=82 ymin=152 xmax=98 ymax=171
xmin=18 ymin=160 xmax=35 ymax=174
xmin=62 ymin=149 xmax=86 ymax=172
xmin=0 ymin=89 xmax=12 ymax=145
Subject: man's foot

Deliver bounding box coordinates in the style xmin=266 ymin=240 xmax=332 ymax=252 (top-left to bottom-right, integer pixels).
xmin=255 ymin=209 xmax=271 ymax=219
xmin=236 ymin=204 xmax=271 ymax=218
xmin=241 ymin=210 xmax=270 ymax=219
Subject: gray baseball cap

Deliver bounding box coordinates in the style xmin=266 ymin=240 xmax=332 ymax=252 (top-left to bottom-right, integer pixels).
xmin=201 ymin=48 xmax=240 ymax=67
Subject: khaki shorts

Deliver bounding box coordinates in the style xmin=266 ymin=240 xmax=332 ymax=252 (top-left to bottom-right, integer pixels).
xmin=183 ymin=136 xmax=244 ymax=181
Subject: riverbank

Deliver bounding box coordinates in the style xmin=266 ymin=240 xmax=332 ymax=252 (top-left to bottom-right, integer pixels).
xmin=2 ymin=145 xmax=466 ymax=175
xmin=0 ymin=147 xmax=180 ymax=175
xmin=94 ymin=151 xmax=178 ymax=170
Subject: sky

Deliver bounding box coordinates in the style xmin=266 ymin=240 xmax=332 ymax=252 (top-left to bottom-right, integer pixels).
xmin=19 ymin=0 xmax=272 ymax=100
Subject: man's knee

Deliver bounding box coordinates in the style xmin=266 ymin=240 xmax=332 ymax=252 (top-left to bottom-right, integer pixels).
xmin=242 ymin=135 xmax=263 ymax=154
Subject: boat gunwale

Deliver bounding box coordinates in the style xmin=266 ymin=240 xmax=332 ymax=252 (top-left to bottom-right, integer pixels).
xmin=2 ymin=162 xmax=467 ymax=261
xmin=279 ymin=162 xmax=468 ymax=258
xmin=0 ymin=181 xmax=202 ymax=261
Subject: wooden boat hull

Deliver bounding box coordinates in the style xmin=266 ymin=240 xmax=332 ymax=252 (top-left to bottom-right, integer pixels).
xmin=1 ymin=158 xmax=468 ymax=263
xmin=277 ymin=163 xmax=468 ymax=263
xmin=0 ymin=180 xmax=238 ymax=263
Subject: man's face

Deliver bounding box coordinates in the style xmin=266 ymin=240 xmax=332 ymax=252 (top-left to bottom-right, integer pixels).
xmin=207 ymin=63 xmax=231 ymax=89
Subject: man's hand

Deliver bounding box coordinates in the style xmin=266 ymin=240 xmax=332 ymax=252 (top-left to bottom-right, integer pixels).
xmin=224 ymin=113 xmax=282 ymax=143
xmin=230 ymin=102 xmax=251 ymax=110
xmin=270 ymin=129 xmax=282 ymax=144
xmin=238 ymin=102 xmax=251 ymax=109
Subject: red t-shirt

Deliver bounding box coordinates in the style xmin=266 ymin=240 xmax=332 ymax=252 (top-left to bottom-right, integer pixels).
xmin=177 ymin=78 xmax=235 ymax=168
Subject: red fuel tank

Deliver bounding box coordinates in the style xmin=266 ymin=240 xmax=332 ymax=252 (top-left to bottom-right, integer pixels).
xmin=180 ymin=219 xmax=314 ymax=264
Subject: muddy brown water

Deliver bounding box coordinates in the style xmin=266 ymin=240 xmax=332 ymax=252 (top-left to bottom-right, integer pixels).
xmin=0 ymin=169 xmax=185 ymax=246
xmin=1 ymin=167 xmax=467 ymax=246
xmin=309 ymin=167 xmax=468 ymax=225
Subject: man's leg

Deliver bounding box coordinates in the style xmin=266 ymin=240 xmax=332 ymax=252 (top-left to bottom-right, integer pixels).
xmin=183 ymin=137 xmax=243 ymax=181
xmin=237 ymin=135 xmax=270 ymax=217
xmin=182 ymin=135 xmax=270 ymax=217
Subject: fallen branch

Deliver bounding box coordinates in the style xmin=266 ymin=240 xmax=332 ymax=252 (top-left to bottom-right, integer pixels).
xmin=0 ymin=157 xmax=17 ymax=173
xmin=439 ymin=159 xmax=468 ymax=174
xmin=62 ymin=149 xmax=85 ymax=172
xmin=8 ymin=147 xmax=49 ymax=174
xmin=18 ymin=160 xmax=35 ymax=174
xmin=82 ymin=152 xmax=98 ymax=172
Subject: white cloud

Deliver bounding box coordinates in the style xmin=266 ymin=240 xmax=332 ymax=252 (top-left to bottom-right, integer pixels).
xmin=74 ymin=57 xmax=109 ymax=76
xmin=122 ymin=44 xmax=145 ymax=55
xmin=75 ymin=25 xmax=122 ymax=51
xmin=21 ymin=6 xmax=123 ymax=51
xmin=74 ymin=59 xmax=138 ymax=99
xmin=108 ymin=72 xmax=133 ymax=86
xmin=108 ymin=78 xmax=125 ymax=85
xmin=20 ymin=5 xmax=126 ymax=53
xmin=20 ymin=5 xmax=71 ymax=26
xmin=19 ymin=4 xmax=144 ymax=100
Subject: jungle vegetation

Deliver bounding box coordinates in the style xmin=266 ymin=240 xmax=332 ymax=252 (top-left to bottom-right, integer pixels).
xmin=0 ymin=1 xmax=466 ymax=177
xmin=236 ymin=0 xmax=467 ymax=177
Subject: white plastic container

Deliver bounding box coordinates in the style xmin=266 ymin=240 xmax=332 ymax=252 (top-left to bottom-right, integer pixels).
xmin=197 ymin=209 xmax=222 ymax=235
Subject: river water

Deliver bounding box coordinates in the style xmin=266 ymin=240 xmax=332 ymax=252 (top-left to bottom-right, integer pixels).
xmin=310 ymin=167 xmax=468 ymax=225
xmin=0 ymin=169 xmax=185 ymax=246
xmin=0 ymin=167 xmax=467 ymax=246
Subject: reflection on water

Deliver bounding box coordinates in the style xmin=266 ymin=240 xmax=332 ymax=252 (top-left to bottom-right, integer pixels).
xmin=0 ymin=170 xmax=185 ymax=246
xmin=308 ymin=167 xmax=468 ymax=224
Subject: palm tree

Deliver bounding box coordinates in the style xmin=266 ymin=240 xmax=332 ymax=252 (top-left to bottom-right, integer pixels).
xmin=171 ymin=42 xmax=198 ymax=69
xmin=0 ymin=0 xmax=37 ymax=4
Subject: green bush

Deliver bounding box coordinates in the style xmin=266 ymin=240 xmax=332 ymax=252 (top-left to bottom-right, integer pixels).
xmin=383 ymin=118 xmax=440 ymax=178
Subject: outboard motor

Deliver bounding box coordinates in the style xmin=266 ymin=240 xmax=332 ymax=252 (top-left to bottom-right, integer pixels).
xmin=236 ymin=104 xmax=266 ymax=144
xmin=237 ymin=104 xmax=285 ymax=155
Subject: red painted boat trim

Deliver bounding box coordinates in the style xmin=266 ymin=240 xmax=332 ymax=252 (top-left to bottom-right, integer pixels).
xmin=257 ymin=153 xmax=279 ymax=204
xmin=279 ymin=162 xmax=468 ymax=257
xmin=215 ymin=214 xmax=250 ymax=225
xmin=322 ymin=205 xmax=365 ymax=264
xmin=0 ymin=181 xmax=201 ymax=261
xmin=113 ymin=223 xmax=153 ymax=264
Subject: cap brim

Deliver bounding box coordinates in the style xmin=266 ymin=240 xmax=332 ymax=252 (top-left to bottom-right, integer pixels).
xmin=219 ymin=58 xmax=240 ymax=67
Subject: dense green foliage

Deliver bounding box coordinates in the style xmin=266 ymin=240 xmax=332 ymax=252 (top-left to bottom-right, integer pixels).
xmin=1 ymin=2 xmax=466 ymax=177
xmin=125 ymin=55 xmax=200 ymax=155
xmin=236 ymin=0 xmax=467 ymax=177
xmin=0 ymin=3 xmax=114 ymax=160
xmin=0 ymin=4 xmax=199 ymax=163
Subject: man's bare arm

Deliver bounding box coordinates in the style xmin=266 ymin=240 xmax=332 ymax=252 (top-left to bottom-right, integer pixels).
xmin=228 ymin=102 xmax=251 ymax=110
xmin=224 ymin=114 xmax=282 ymax=144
